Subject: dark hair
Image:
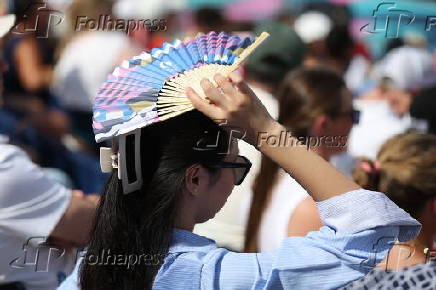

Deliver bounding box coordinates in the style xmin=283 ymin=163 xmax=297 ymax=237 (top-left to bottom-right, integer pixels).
xmin=410 ymin=86 xmax=436 ymax=135
xmin=194 ymin=8 xmax=226 ymax=32
xmin=80 ymin=110 xmax=230 ymax=290
xmin=326 ymin=25 xmax=354 ymax=63
xmin=244 ymin=68 xmax=346 ymax=252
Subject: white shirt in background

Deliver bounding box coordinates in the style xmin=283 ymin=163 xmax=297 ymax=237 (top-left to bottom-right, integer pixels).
xmin=257 ymin=170 xmax=309 ymax=252
xmin=52 ymin=31 xmax=129 ymax=112
xmin=256 ymin=155 xmax=356 ymax=253
xmin=348 ymin=99 xmax=427 ymax=160
xmin=0 ymin=145 xmax=75 ymax=290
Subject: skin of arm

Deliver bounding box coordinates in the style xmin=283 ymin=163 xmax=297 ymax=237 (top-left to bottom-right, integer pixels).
xmin=286 ymin=197 xmax=323 ymax=237
xmin=186 ymin=73 xmax=360 ymax=202
xmin=49 ymin=190 xmax=99 ymax=247
xmin=14 ymin=37 xmax=53 ymax=92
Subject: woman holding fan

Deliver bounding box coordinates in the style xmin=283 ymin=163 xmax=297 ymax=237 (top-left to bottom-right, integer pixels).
xmin=59 ymin=32 xmax=420 ymax=290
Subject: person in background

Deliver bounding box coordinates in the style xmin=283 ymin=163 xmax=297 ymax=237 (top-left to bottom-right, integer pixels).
xmin=193 ymin=20 xmax=305 ymax=251
xmin=0 ymin=146 xmax=99 ymax=290
xmin=348 ymin=42 xmax=435 ymax=161
xmin=3 ymin=0 xmax=70 ymax=140
xmin=343 ymin=133 xmax=436 ymax=289
xmin=193 ymin=8 xmax=227 ymax=33
xmin=245 ymin=68 xmax=359 ymax=252
xmin=325 ymin=25 xmax=355 ymax=76
xmin=410 ymin=86 xmax=436 ymax=135
xmin=0 ymin=13 xmax=99 ymax=290
xmin=52 ymin=0 xmax=140 ymax=150
xmin=59 ymin=72 xmax=420 ymax=290
xmin=294 ymin=11 xmax=332 ymax=69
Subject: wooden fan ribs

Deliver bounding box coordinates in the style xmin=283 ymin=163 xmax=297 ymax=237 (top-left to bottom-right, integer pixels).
xmin=93 ymin=32 xmax=269 ymax=141
xmin=157 ymin=32 xmax=269 ymax=120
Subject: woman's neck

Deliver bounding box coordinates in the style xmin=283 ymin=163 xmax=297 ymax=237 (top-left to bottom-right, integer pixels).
xmin=174 ymin=209 xmax=196 ymax=232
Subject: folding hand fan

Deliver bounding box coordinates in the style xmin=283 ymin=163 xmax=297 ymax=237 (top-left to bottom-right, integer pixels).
xmin=93 ymin=31 xmax=270 ymax=143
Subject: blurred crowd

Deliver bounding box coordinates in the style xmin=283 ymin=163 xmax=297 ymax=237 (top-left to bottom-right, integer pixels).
xmin=0 ymin=0 xmax=435 ymax=289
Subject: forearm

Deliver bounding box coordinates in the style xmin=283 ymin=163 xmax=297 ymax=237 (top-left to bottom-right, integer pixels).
xmin=50 ymin=193 xmax=98 ymax=246
xmin=187 ymin=75 xmax=360 ymax=200
xmin=257 ymin=121 xmax=360 ymax=201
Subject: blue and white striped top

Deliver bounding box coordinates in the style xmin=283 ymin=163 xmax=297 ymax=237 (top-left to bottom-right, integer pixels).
xmin=58 ymin=189 xmax=421 ymax=290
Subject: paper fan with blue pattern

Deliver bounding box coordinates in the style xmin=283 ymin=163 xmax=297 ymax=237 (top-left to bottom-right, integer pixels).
xmin=93 ymin=31 xmax=269 ymax=142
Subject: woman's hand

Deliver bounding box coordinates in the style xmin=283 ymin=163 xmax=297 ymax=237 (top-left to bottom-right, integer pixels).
xmin=186 ymin=73 xmax=278 ymax=146
xmin=187 ymin=73 xmax=360 ymax=200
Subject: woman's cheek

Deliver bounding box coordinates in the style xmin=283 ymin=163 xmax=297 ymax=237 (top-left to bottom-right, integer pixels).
xmin=223 ymin=170 xmax=235 ymax=197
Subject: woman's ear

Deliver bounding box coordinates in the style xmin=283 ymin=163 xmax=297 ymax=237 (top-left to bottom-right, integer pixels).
xmin=184 ymin=164 xmax=210 ymax=197
xmin=310 ymin=114 xmax=329 ymax=136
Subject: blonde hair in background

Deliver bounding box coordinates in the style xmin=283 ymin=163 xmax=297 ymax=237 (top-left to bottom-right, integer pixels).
xmin=353 ymin=133 xmax=436 ymax=218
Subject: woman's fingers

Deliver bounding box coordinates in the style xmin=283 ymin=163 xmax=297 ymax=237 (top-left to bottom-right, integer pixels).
xmin=214 ymin=74 xmax=236 ymax=97
xmin=187 ymin=73 xmax=276 ymax=145
xmin=188 ymin=73 xmax=255 ymax=119
xmin=186 ymin=87 xmax=221 ymax=118
xmin=200 ymin=78 xmax=227 ymax=107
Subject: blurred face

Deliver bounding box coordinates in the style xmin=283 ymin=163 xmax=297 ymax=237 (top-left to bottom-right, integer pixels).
xmin=195 ymin=139 xmax=239 ymax=223
xmin=177 ymin=137 xmax=253 ymax=230
xmin=326 ymin=87 xmax=354 ymax=155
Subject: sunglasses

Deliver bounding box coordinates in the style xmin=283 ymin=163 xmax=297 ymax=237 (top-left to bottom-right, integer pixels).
xmin=206 ymin=155 xmax=252 ymax=185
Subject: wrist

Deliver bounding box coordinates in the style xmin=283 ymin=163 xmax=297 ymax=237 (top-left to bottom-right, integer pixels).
xmin=253 ymin=121 xmax=285 ymax=149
